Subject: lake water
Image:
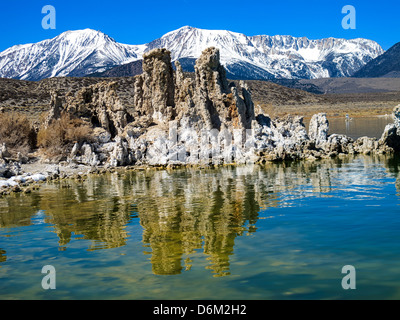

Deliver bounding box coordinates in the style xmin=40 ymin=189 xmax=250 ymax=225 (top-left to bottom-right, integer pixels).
xmin=1 ymin=154 xmax=400 ymax=300
xmin=328 ymin=116 xmax=394 ymax=140
xmin=303 ymin=116 xmax=394 ymax=140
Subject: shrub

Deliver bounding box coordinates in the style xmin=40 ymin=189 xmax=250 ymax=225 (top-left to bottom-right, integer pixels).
xmin=0 ymin=112 xmax=36 ymax=156
xmin=37 ymin=112 xmax=93 ymax=159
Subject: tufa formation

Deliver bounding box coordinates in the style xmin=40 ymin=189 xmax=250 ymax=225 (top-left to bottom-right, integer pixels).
xmin=2 ymin=47 xmax=400 ymax=172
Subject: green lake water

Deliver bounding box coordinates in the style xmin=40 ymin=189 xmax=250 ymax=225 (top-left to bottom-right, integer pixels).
xmin=1 ymin=154 xmax=400 ymax=300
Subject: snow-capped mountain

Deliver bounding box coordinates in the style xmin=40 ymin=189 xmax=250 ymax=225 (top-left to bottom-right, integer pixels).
xmin=149 ymin=26 xmax=384 ymax=79
xmin=0 ymin=29 xmax=146 ymax=81
xmin=0 ymin=26 xmax=384 ymax=81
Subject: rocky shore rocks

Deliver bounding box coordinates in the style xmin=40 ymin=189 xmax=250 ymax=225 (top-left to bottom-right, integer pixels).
xmin=1 ymin=47 xmax=400 ymax=194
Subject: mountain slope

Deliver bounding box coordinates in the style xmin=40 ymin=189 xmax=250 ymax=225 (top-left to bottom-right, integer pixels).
xmin=352 ymin=42 xmax=400 ymax=78
xmin=151 ymin=26 xmax=383 ymax=79
xmin=0 ymin=29 xmax=146 ymax=81
xmin=87 ymin=60 xmax=143 ymax=78
xmin=0 ymin=26 xmax=384 ymax=81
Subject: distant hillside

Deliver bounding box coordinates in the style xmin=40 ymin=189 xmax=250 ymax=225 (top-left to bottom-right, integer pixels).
xmin=87 ymin=60 xmax=143 ymax=78
xmin=1 ymin=75 xmax=399 ymax=120
xmin=0 ymin=75 xmax=327 ymax=118
xmin=296 ymin=77 xmax=400 ymax=94
xmin=86 ymin=58 xmax=194 ymax=78
xmin=88 ymin=63 xmax=400 ymax=96
xmin=86 ymin=57 xmax=275 ymax=81
xmin=353 ymin=42 xmax=400 ymax=78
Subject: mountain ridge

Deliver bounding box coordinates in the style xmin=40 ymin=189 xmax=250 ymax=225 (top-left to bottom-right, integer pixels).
xmin=0 ymin=29 xmax=146 ymax=81
xmin=352 ymin=42 xmax=400 ymax=78
xmin=0 ymin=26 xmax=384 ymax=81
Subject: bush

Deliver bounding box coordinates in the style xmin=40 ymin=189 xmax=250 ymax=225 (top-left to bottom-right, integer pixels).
xmin=37 ymin=112 xmax=93 ymax=159
xmin=0 ymin=112 xmax=36 ymax=156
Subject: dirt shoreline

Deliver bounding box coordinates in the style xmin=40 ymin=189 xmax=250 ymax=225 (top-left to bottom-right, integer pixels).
xmin=258 ymin=101 xmax=397 ymax=119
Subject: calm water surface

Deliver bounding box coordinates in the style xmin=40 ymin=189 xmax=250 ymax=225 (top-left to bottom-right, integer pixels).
xmin=328 ymin=116 xmax=393 ymax=140
xmin=1 ymin=155 xmax=400 ymax=300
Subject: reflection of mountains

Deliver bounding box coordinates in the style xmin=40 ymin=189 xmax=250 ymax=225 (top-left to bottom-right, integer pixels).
xmin=1 ymin=155 xmax=400 ymax=275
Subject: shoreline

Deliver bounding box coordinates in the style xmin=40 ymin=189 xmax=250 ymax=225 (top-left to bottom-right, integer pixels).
xmin=1 ymin=47 xmax=400 ymax=196
xmin=1 ymin=150 xmax=399 ymax=198
xmin=0 ymin=146 xmax=396 ymax=197
xmin=1 ymin=107 xmax=399 ymax=197
xmin=260 ymin=103 xmax=397 ymax=119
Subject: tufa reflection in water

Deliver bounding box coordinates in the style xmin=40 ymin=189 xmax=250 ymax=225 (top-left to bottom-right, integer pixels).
xmin=1 ymin=154 xmax=400 ymax=276
xmin=0 ymin=249 xmax=6 ymax=264
xmin=134 ymin=167 xmax=262 ymax=276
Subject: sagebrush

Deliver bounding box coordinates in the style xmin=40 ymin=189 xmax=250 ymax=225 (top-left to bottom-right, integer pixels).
xmin=0 ymin=112 xmax=36 ymax=156
xmin=37 ymin=112 xmax=93 ymax=159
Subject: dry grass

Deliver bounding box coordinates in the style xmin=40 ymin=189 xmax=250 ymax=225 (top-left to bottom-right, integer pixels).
xmin=37 ymin=112 xmax=93 ymax=159
xmin=0 ymin=112 xmax=36 ymax=156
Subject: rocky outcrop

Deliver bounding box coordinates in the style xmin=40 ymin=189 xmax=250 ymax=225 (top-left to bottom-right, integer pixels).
xmin=190 ymin=47 xmax=255 ymax=131
xmin=378 ymin=105 xmax=400 ymax=153
xmin=32 ymin=48 xmax=400 ymax=168
xmin=130 ymin=47 xmax=255 ymax=134
xmin=3 ymin=48 xmax=400 ymax=198
xmin=108 ymin=47 xmax=259 ymax=166
xmin=133 ymin=49 xmax=176 ymax=126
xmin=394 ymin=105 xmax=400 ymax=129
xmin=44 ymin=90 xmax=62 ymax=127
xmin=4 ymin=48 xmax=400 ymax=197
xmin=309 ymin=113 xmax=329 ymax=147
xmin=0 ymin=143 xmax=11 ymax=159
xmin=48 ymin=81 xmax=130 ymax=137
xmin=0 ymin=161 xmax=22 ymax=179
xmin=380 ymin=124 xmax=400 ymax=152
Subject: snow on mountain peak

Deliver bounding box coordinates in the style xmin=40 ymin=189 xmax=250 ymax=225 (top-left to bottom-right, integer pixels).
xmin=0 ymin=28 xmax=142 ymax=80
xmin=148 ymin=26 xmax=384 ymax=79
xmin=0 ymin=26 xmax=385 ymax=81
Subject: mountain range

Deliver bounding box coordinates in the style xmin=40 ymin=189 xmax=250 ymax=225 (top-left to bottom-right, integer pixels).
xmin=0 ymin=26 xmax=385 ymax=81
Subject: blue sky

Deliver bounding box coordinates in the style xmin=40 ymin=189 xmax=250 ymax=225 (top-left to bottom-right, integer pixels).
xmin=0 ymin=0 xmax=399 ymax=51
